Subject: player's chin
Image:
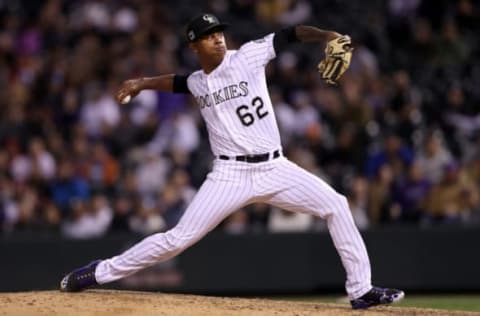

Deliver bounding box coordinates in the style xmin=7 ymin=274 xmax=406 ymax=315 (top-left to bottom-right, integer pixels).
xmin=213 ymin=46 xmax=226 ymax=55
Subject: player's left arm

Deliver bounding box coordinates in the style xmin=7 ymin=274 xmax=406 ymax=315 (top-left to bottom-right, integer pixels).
xmin=273 ymin=25 xmax=340 ymax=52
xmin=239 ymin=26 xmax=345 ymax=75
xmin=274 ymin=25 xmax=353 ymax=85
xmin=295 ymin=25 xmax=341 ymax=43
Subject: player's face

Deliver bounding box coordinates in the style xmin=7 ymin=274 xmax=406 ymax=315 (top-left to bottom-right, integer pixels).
xmin=192 ymin=31 xmax=227 ymax=61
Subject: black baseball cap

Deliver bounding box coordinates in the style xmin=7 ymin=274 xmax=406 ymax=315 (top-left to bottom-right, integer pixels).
xmin=186 ymin=13 xmax=228 ymax=42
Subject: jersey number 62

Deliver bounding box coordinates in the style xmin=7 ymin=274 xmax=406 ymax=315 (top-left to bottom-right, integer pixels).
xmin=236 ymin=96 xmax=268 ymax=126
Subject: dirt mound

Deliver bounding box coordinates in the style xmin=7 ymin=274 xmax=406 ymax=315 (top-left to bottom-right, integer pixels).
xmin=0 ymin=290 xmax=476 ymax=316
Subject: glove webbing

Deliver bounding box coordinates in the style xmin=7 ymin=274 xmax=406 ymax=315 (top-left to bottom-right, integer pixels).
xmin=323 ymin=58 xmax=344 ymax=82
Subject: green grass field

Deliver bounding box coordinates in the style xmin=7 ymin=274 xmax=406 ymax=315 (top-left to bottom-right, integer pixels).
xmin=269 ymin=294 xmax=480 ymax=312
xmin=395 ymin=295 xmax=480 ymax=312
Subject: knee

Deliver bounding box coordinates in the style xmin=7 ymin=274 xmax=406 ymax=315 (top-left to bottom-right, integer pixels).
xmin=162 ymin=228 xmax=197 ymax=251
xmin=317 ymin=193 xmax=350 ymax=218
xmin=330 ymin=193 xmax=349 ymax=213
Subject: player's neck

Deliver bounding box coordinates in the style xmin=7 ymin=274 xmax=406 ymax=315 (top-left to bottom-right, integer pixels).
xmin=199 ymin=54 xmax=225 ymax=74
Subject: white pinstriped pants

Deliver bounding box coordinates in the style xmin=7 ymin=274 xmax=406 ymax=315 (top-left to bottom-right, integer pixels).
xmin=95 ymin=156 xmax=372 ymax=299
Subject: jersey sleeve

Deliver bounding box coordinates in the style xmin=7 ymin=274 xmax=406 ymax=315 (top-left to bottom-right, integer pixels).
xmin=238 ymin=33 xmax=276 ymax=71
xmin=186 ymin=71 xmax=203 ymax=95
xmin=273 ymin=26 xmax=299 ymax=54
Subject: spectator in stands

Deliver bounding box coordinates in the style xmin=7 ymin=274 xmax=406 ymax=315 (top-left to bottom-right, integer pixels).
xmin=365 ymin=132 xmax=414 ymax=180
xmin=391 ymin=160 xmax=431 ymax=223
xmin=416 ymin=130 xmax=454 ymax=184
xmin=110 ymin=195 xmax=134 ymax=232
xmin=464 ymin=148 xmax=480 ymax=223
xmin=80 ymin=82 xmax=121 ymax=139
xmin=347 ymin=176 xmax=370 ymax=230
xmin=87 ymin=142 xmax=120 ymax=192
xmin=367 ymin=163 xmax=395 ymax=224
xmin=408 ymin=18 xmax=436 ymax=72
xmin=386 ymin=70 xmax=422 ymax=143
xmin=134 ymin=151 xmax=170 ymax=200
xmin=40 ymin=202 xmax=61 ymax=231
xmin=440 ymin=84 xmax=480 ymax=157
xmin=159 ymin=182 xmax=187 ymax=230
xmin=424 ymin=161 xmax=479 ymax=223
xmin=455 ymin=0 xmax=480 ymax=39
xmin=61 ymin=193 xmax=113 ymax=239
xmin=169 ymin=168 xmax=196 ymax=204
xmin=10 ymin=185 xmax=39 ymax=231
xmin=436 ymin=19 xmax=471 ymax=67
xmin=50 ymin=159 xmax=90 ymax=215
xmin=0 ymin=175 xmax=17 ymax=232
xmin=128 ymin=200 xmax=165 ymax=235
xmin=28 ymin=137 xmax=56 ymax=181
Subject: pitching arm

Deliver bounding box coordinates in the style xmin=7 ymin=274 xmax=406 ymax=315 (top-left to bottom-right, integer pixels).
xmin=115 ymin=74 xmax=190 ymax=104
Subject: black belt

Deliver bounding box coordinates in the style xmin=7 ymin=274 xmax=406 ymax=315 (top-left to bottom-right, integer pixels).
xmin=218 ymin=150 xmax=280 ymax=163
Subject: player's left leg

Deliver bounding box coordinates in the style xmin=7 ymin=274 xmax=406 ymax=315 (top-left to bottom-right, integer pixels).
xmin=60 ymin=160 xmax=255 ymax=291
xmin=260 ymin=157 xmax=403 ymax=306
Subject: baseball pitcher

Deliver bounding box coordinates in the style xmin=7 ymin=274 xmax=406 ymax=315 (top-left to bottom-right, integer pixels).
xmin=60 ymin=13 xmax=404 ymax=310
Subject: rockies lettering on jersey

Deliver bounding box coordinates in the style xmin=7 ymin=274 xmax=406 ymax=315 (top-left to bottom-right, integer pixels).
xmin=187 ymin=33 xmax=281 ymax=156
xmin=195 ymin=81 xmax=249 ymax=108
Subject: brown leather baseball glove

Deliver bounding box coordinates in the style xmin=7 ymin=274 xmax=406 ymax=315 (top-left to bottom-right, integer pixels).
xmin=317 ymin=35 xmax=353 ymax=85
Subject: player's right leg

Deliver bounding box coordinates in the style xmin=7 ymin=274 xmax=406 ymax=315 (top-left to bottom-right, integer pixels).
xmin=60 ymin=161 xmax=253 ymax=291
xmin=261 ymin=158 xmax=404 ymax=308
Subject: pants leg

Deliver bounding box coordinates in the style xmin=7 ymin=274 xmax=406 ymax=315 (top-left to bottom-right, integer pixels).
xmin=261 ymin=158 xmax=372 ymax=299
xmin=96 ymin=162 xmax=253 ymax=284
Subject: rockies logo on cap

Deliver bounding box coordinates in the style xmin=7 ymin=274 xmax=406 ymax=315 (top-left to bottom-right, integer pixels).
xmin=203 ymin=14 xmax=216 ymax=24
xmin=185 ymin=13 xmax=229 ymax=42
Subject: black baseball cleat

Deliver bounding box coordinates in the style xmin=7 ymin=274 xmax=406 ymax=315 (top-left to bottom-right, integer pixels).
xmin=350 ymin=286 xmax=405 ymax=309
xmin=60 ymin=260 xmax=101 ymax=292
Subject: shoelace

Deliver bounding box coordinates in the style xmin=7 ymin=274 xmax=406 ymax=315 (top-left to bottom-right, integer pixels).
xmin=76 ymin=271 xmax=94 ymax=281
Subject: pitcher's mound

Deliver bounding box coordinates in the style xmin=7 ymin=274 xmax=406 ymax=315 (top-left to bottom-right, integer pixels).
xmin=0 ymin=290 xmax=475 ymax=316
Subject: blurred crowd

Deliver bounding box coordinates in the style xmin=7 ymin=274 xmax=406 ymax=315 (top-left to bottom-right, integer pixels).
xmin=1 ymin=0 xmax=480 ymax=238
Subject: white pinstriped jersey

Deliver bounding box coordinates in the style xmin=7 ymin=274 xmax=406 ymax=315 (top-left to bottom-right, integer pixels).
xmin=186 ymin=33 xmax=281 ymax=156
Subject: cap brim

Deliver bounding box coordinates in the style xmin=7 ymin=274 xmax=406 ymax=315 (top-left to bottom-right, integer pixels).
xmin=193 ymin=23 xmax=229 ymax=41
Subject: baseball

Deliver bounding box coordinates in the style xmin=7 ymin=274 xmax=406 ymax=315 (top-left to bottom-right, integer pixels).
xmin=121 ymin=95 xmax=131 ymax=104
